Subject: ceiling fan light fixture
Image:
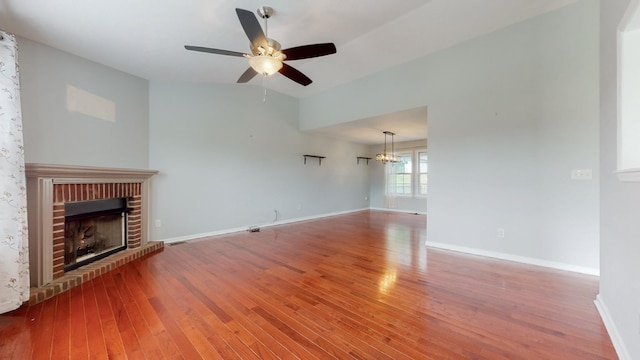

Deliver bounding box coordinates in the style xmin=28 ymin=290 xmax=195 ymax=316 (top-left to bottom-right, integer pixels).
xmin=249 ymin=55 xmax=283 ymax=76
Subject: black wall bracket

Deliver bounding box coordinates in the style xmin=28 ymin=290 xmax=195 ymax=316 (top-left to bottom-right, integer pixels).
xmin=303 ymin=155 xmax=325 ymax=166
xmin=357 ymin=157 xmax=372 ymax=165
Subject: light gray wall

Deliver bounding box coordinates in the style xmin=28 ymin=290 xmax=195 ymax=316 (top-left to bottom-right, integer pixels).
xmin=18 ymin=37 xmax=149 ymax=168
xmin=369 ymin=140 xmax=428 ymax=213
xmin=600 ymin=0 xmax=640 ymax=358
xmin=148 ymin=82 xmax=370 ymax=240
xmin=301 ymin=0 xmax=600 ymax=271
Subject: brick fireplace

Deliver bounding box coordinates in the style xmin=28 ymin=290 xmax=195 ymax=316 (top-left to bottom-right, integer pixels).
xmin=25 ymin=164 xmax=160 ymax=298
xmin=53 ymin=182 xmax=141 ymax=278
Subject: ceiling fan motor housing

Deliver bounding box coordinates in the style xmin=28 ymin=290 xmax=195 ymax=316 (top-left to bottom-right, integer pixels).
xmin=251 ymin=39 xmax=284 ymax=58
xmin=257 ymin=6 xmax=274 ymax=19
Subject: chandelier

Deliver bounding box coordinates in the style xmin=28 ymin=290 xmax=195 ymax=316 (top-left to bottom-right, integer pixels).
xmin=375 ymin=131 xmax=399 ymax=163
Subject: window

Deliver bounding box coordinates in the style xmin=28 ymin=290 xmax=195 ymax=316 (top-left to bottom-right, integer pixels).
xmin=418 ymin=151 xmax=428 ymax=195
xmin=390 ymin=153 xmax=412 ymax=195
xmin=387 ymin=149 xmax=427 ymax=197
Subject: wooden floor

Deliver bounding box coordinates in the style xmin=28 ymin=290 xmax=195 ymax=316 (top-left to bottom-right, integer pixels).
xmin=0 ymin=211 xmax=616 ymax=359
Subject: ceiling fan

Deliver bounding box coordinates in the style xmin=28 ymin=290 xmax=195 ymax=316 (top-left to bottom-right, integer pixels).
xmin=185 ymin=6 xmax=337 ymax=86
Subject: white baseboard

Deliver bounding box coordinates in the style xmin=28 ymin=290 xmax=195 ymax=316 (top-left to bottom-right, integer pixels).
xmin=425 ymin=241 xmax=600 ymax=276
xmin=369 ymin=207 xmax=427 ymax=215
xmin=160 ymin=226 xmax=249 ymax=244
xmin=594 ymin=294 xmax=631 ymax=360
xmin=159 ymin=208 xmax=370 ymax=244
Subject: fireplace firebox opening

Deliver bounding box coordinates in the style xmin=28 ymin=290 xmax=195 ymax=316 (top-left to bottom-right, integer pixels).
xmin=64 ymin=198 xmax=131 ymax=272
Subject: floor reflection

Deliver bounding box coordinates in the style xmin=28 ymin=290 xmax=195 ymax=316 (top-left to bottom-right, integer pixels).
xmin=384 ymin=216 xmax=427 ymax=272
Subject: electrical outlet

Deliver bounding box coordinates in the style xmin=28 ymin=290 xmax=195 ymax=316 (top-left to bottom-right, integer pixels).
xmin=497 ymin=228 xmax=505 ymax=238
xmin=155 ymin=219 xmax=162 ymax=228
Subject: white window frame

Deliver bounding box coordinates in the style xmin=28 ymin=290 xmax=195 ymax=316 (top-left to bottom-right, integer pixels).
xmin=388 ymin=148 xmax=427 ymax=198
xmin=390 ymin=151 xmax=413 ymax=197
xmin=617 ymin=0 xmax=640 ymax=182
xmin=416 ymin=148 xmax=427 ymax=197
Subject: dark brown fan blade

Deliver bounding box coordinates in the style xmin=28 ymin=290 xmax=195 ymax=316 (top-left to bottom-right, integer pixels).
xmin=237 ymin=67 xmax=258 ymax=83
xmin=235 ymin=8 xmax=267 ymax=48
xmin=184 ymin=45 xmax=247 ymax=57
xmin=282 ymin=43 xmax=336 ymax=60
xmin=279 ymin=63 xmax=312 ymax=86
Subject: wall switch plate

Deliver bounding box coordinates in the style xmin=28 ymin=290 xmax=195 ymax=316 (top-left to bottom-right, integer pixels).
xmin=497 ymin=228 xmax=505 ymax=238
xmin=154 ymin=219 xmax=162 ymax=227
xmin=571 ymin=169 xmax=593 ymax=180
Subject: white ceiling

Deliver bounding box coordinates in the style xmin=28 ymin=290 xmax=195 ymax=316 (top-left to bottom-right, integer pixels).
xmin=309 ymin=106 xmax=429 ymax=145
xmin=0 ymin=0 xmax=577 ymax=144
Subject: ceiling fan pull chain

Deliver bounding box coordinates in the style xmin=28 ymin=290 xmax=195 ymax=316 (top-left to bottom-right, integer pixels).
xmin=263 ymin=76 xmax=268 ymax=102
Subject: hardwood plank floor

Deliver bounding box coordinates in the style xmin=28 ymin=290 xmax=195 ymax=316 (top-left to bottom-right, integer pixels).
xmin=0 ymin=211 xmax=616 ymax=359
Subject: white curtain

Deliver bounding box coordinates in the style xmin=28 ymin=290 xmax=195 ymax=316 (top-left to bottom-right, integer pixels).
xmin=0 ymin=31 xmax=30 ymax=314
xmin=384 ymin=162 xmax=398 ymax=209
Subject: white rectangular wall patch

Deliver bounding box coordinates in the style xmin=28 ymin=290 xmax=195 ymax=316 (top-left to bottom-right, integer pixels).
xmin=66 ymin=84 xmax=115 ymax=122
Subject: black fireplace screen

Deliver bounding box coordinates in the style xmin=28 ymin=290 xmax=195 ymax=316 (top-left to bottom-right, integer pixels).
xmin=64 ymin=198 xmax=130 ymax=271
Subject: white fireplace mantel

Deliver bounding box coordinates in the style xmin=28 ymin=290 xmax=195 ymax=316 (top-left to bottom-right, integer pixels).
xmin=25 ymin=163 xmax=158 ymax=287
xmin=25 ymin=163 xmax=158 ymax=181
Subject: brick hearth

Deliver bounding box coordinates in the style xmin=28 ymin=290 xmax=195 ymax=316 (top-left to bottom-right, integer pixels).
xmin=28 ymin=241 xmax=163 ymax=305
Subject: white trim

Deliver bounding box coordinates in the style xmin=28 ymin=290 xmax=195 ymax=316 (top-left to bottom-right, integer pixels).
xmin=158 ymin=208 xmax=370 ymax=244
xmin=594 ymin=295 xmax=632 ymax=360
xmin=52 ymin=178 xmax=147 ymax=185
xmin=615 ymin=168 xmax=640 ymax=182
xmin=39 ymin=178 xmax=54 ymax=285
xmin=370 ymin=207 xmax=427 ymax=215
xmin=161 ymin=226 xmax=249 ymax=244
xmin=617 ymin=0 xmax=640 ymax=174
xmin=416 ymin=148 xmax=428 ymax=197
xmin=618 ymin=0 xmax=640 ymax=31
xmin=425 ymin=241 xmax=600 ymax=276
xmin=25 ymin=163 xmax=158 ymax=180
